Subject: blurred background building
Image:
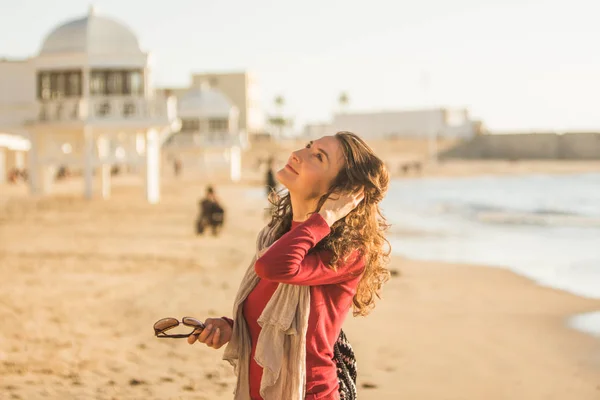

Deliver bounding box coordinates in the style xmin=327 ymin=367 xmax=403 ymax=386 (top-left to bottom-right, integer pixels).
xmin=303 ymin=108 xmax=484 ymax=139
xmin=0 ymin=7 xmax=260 ymax=200
xmin=159 ymin=80 xmax=246 ymax=181
xmin=0 ymin=6 xmax=181 ymax=202
xmin=157 ymin=71 xmax=265 ymax=138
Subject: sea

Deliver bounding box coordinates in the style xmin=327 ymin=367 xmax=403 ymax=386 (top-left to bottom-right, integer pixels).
xmin=382 ymin=172 xmax=600 ymax=337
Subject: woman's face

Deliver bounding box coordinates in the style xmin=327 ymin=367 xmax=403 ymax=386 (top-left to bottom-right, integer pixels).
xmin=276 ymin=135 xmax=345 ymax=200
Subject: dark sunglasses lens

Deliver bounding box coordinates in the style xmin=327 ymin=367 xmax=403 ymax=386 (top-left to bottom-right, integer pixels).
xmin=182 ymin=317 xmax=204 ymax=328
xmin=154 ymin=318 xmax=179 ymax=332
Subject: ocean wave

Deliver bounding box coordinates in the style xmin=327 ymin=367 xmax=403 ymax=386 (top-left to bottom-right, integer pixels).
xmin=475 ymin=211 xmax=600 ymax=227
xmin=442 ymin=201 xmax=594 ymax=216
xmin=434 ymin=200 xmax=600 ymax=226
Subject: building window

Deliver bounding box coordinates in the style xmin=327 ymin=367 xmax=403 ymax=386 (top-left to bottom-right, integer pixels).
xmin=91 ymin=70 xmax=143 ymax=96
xmin=181 ymin=119 xmax=200 ymax=132
xmin=67 ymin=72 xmax=81 ymax=96
xmin=37 ymin=70 xmax=82 ymax=100
xmin=90 ymin=71 xmax=106 ymax=95
xmin=107 ymin=72 xmax=124 ymax=95
xmin=54 ymin=74 xmax=66 ymax=99
xmin=209 ymin=119 xmax=228 ymax=132
xmin=36 ymin=69 xmax=142 ymax=98
xmin=39 ymin=73 xmax=51 ymax=100
xmin=127 ymin=71 xmax=144 ymax=95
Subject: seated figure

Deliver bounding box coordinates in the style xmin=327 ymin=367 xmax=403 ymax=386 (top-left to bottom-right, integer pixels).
xmin=196 ymin=186 xmax=225 ymax=236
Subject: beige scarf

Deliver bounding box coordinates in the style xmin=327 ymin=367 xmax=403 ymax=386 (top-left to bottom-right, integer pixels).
xmin=222 ymin=223 xmax=311 ymax=400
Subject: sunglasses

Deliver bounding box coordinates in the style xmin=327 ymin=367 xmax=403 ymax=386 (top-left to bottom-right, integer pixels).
xmin=153 ymin=317 xmax=205 ymax=339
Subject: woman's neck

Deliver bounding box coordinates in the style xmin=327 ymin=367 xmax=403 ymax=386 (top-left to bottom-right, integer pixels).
xmin=290 ymin=194 xmax=318 ymax=222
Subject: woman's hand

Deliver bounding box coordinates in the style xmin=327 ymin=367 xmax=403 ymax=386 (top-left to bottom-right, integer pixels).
xmin=318 ymin=189 xmax=364 ymax=226
xmin=187 ymin=317 xmax=232 ymax=349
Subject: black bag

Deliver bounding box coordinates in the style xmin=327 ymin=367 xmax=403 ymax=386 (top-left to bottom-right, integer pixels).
xmin=334 ymin=329 xmax=357 ymax=399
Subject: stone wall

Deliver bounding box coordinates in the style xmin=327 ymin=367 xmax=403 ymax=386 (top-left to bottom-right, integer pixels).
xmin=440 ymin=133 xmax=600 ymax=160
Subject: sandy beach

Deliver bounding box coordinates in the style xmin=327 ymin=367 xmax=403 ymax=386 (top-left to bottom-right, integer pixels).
xmin=1 ymin=170 xmax=599 ymax=399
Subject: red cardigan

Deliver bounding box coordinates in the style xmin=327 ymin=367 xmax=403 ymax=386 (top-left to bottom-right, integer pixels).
xmin=242 ymin=213 xmax=365 ymax=400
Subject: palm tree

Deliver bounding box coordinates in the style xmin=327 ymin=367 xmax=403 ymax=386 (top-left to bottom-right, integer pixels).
xmin=274 ymin=95 xmax=285 ymax=110
xmin=338 ymin=92 xmax=349 ymax=113
xmin=271 ymin=95 xmax=286 ymax=139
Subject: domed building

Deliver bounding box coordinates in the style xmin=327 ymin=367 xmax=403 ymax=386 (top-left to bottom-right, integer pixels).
xmin=177 ymin=83 xmax=239 ymax=142
xmin=162 ymin=80 xmax=248 ymax=181
xmin=161 ymin=81 xmax=247 ymax=181
xmin=0 ymin=7 xmax=180 ymax=202
xmin=39 ymin=12 xmax=142 ymax=56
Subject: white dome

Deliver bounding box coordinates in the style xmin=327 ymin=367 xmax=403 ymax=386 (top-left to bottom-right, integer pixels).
xmin=178 ymin=85 xmax=237 ymax=119
xmin=39 ymin=8 xmax=141 ymax=56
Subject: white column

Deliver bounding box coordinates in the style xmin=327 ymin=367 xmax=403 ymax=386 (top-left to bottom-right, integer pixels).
xmin=145 ymin=128 xmax=160 ymax=204
xmin=82 ymin=67 xmax=90 ymax=98
xmin=230 ymin=145 xmax=241 ymax=182
xmin=98 ymin=135 xmax=111 ymax=199
xmin=42 ymin=165 xmax=54 ymax=193
xmin=81 ymin=67 xmax=91 ymax=120
xmin=0 ymin=148 xmax=6 ymax=184
xmin=83 ymin=126 xmax=94 ymax=199
xmin=28 ymin=130 xmax=43 ymax=195
xmin=143 ymin=67 xmax=151 ymax=98
xmin=15 ymin=151 xmax=25 ymax=169
xmin=101 ymin=164 xmax=111 ymax=199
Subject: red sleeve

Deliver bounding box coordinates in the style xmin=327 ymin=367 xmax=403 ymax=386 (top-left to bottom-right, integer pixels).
xmin=254 ymin=213 xmax=365 ymax=285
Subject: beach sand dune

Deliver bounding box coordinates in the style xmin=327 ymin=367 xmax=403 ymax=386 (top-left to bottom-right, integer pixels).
xmin=0 ymin=176 xmax=599 ymax=399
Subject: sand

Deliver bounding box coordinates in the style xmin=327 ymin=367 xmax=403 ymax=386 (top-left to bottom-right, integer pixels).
xmin=0 ymin=172 xmax=599 ymax=400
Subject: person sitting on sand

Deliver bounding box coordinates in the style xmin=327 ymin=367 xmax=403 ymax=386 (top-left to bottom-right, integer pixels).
xmin=195 ymin=186 xmax=225 ymax=236
xmin=188 ymin=132 xmax=391 ymax=399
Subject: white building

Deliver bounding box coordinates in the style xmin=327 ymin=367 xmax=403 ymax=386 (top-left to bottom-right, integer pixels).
xmin=162 ymin=82 xmax=246 ymax=181
xmin=0 ymin=7 xmax=180 ymax=203
xmin=190 ymin=72 xmax=264 ymax=136
xmin=158 ymin=71 xmax=265 ymax=137
xmin=304 ymin=108 xmax=482 ymax=139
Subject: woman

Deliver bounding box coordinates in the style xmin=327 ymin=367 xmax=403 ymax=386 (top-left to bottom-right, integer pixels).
xmin=188 ymin=132 xmax=391 ymax=399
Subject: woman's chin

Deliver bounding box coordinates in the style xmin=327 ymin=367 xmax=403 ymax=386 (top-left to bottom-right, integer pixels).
xmin=275 ymin=169 xmax=289 ymax=183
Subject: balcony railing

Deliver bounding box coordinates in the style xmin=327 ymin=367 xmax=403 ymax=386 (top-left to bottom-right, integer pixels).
xmin=36 ymin=96 xmax=177 ymax=123
xmin=165 ymin=131 xmax=247 ymax=148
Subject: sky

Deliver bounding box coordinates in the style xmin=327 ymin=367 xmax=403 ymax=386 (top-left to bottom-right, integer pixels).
xmin=1 ymin=0 xmax=599 ymax=132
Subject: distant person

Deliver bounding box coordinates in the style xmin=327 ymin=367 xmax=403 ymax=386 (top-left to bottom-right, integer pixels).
xmin=196 ymin=186 xmax=225 ymax=236
xmin=55 ymin=165 xmax=70 ymax=181
xmin=111 ymin=165 xmax=121 ymax=176
xmin=265 ymin=157 xmax=278 ymax=198
xmin=7 ymin=168 xmax=19 ymax=184
xmin=174 ymin=158 xmax=182 ymax=177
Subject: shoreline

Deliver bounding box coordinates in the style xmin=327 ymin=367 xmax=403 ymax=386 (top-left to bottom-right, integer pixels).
xmin=391 ymin=249 xmax=600 ymax=337
xmin=386 ymin=223 xmax=600 ymax=337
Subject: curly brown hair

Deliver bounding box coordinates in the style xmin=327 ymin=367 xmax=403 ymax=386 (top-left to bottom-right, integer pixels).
xmin=267 ymin=131 xmax=391 ymax=316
